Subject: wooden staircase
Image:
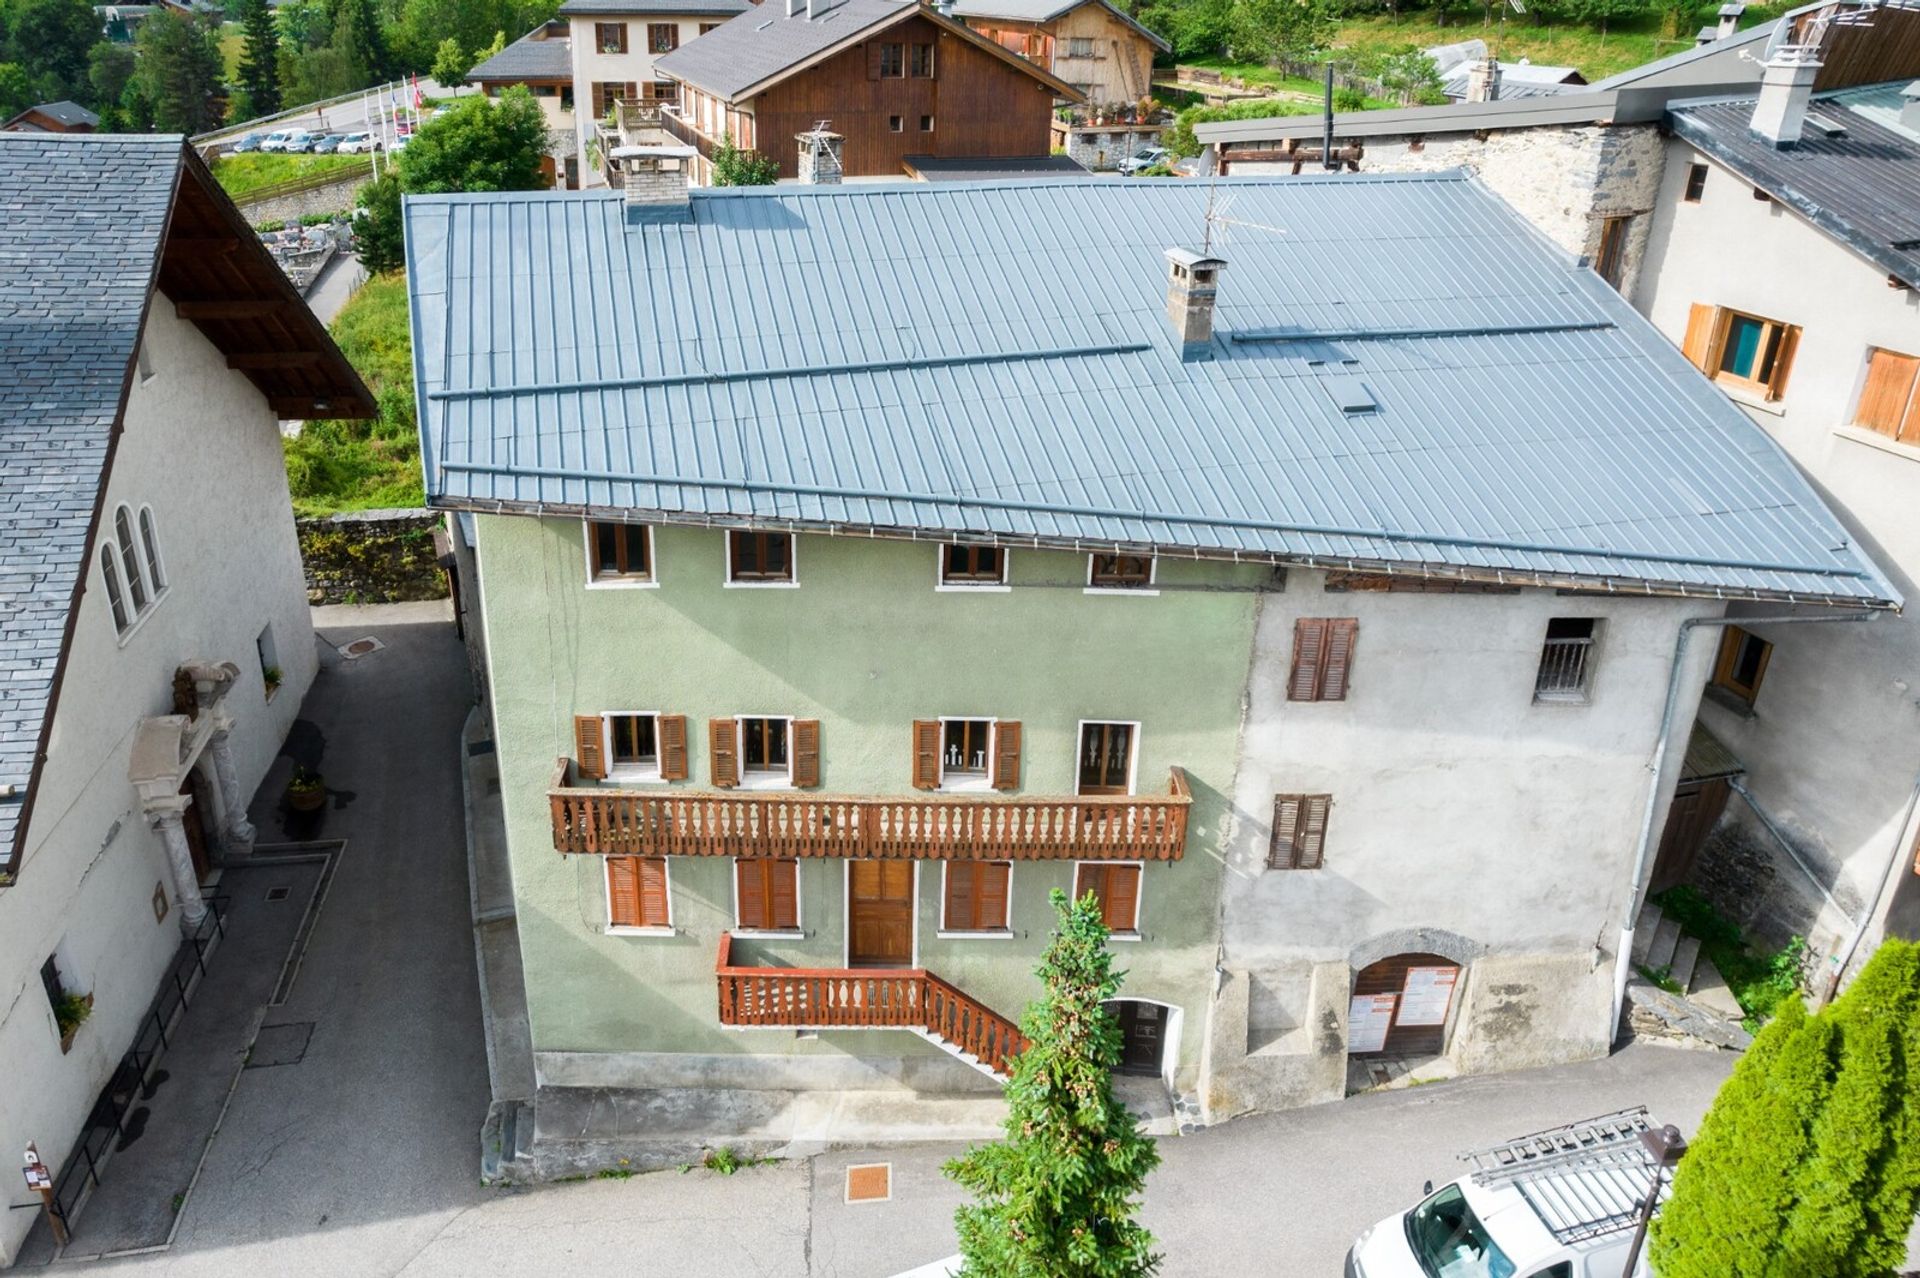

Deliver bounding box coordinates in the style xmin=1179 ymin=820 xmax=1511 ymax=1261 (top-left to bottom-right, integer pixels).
xmin=715 ymin=933 xmax=1027 ymax=1077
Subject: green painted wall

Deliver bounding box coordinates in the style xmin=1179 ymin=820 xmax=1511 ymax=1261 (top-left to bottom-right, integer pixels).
xmin=478 ymin=514 xmax=1265 ymax=1087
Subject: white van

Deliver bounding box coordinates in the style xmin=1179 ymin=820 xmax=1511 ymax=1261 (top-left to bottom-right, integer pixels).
xmin=1346 ymin=1109 xmax=1681 ymax=1278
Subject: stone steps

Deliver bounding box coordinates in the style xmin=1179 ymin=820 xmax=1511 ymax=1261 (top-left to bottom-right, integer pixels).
xmin=1670 ymin=934 xmax=1703 ymax=992
xmin=1645 ymin=916 xmax=1683 ymax=973
xmin=1631 ymin=902 xmax=1664 ymax=963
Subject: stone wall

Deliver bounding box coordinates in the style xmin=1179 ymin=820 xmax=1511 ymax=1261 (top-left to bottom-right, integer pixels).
xmin=295 ymin=508 xmax=448 ymax=605
xmin=237 ymin=171 xmax=372 ymax=229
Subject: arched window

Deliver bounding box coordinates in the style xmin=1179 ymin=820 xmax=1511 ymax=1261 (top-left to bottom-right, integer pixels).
xmin=138 ymin=506 xmax=166 ymax=593
xmin=99 ymin=545 xmax=129 ymax=633
xmin=114 ymin=506 xmax=147 ymax=612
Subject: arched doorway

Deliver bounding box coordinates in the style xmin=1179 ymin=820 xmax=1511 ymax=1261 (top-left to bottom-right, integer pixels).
xmin=1104 ymin=999 xmax=1181 ymax=1083
xmin=1348 ymin=953 xmax=1462 ymax=1060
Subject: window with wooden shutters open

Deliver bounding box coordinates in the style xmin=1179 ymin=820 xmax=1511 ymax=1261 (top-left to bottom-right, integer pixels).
xmin=942 ymin=861 xmax=1011 ymax=933
xmin=1681 ymin=303 xmax=1800 ymax=401
xmin=1073 ymin=862 xmax=1141 ymax=933
xmin=736 ymin=858 xmax=799 ymax=932
xmin=1268 ymin=794 xmax=1330 ymax=869
xmin=1289 ymin=618 xmax=1357 ymax=701
xmin=1854 ymin=347 xmax=1920 ymax=444
xmin=574 ymin=715 xmax=607 ymax=779
xmin=792 ymin=719 xmax=821 ymax=788
xmin=911 ymin=720 xmax=940 ymax=789
xmin=659 ymin=715 xmax=688 ymax=780
xmin=709 ymin=718 xmax=739 ymax=788
xmin=608 ymin=857 xmax=671 ymax=929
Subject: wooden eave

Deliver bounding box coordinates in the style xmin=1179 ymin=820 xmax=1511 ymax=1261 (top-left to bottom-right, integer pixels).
xmin=158 ymin=149 xmax=375 ymax=420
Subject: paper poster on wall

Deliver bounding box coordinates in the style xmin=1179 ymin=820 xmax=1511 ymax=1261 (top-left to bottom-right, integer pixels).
xmin=1396 ymin=966 xmax=1460 ymax=1028
xmin=1348 ymin=993 xmax=1397 ymax=1053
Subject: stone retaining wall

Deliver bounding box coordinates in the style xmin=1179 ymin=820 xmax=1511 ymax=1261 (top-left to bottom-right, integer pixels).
xmin=296 ymin=508 xmax=447 ymax=605
xmin=238 ymin=171 xmax=372 ymax=228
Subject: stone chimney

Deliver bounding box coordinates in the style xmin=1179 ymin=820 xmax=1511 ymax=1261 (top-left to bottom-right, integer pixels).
xmin=1464 ymin=58 xmax=1500 ymax=104
xmin=786 ymin=0 xmax=801 ymax=16
xmin=1164 ymin=248 xmax=1225 ymax=362
xmin=1695 ymin=25 xmax=1718 ymax=47
xmin=1751 ymin=45 xmax=1822 ymax=147
xmin=796 ymin=127 xmax=843 ymax=183
xmin=1716 ymin=2 xmax=1745 ymax=39
xmin=1903 ymin=80 xmax=1920 ymax=133
xmin=615 ymin=145 xmax=696 ymax=223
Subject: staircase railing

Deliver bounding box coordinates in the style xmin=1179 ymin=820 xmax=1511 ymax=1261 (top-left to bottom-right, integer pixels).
xmin=715 ymin=933 xmax=1028 ymax=1076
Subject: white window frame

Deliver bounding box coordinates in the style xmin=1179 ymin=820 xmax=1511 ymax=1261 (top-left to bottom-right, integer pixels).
xmin=735 ymin=713 xmax=795 ymax=789
xmin=936 ymin=715 xmax=998 ymax=793
xmin=724 ymin=529 xmax=800 ymax=589
xmin=841 ymin=859 xmax=920 ymax=967
xmin=605 ymin=855 xmax=676 ymax=936
xmin=1073 ymin=858 xmax=1144 ymax=939
xmin=99 ymin=545 xmax=129 ymax=634
xmin=601 ymin=710 xmax=666 ymax=783
xmin=1084 ymin=552 xmax=1159 ymax=597
xmin=582 ymin=519 xmax=659 ymax=589
xmin=934 ymin=543 xmax=1011 ymax=593
xmin=1075 ymin=718 xmax=1141 ymax=796
xmin=137 ymin=505 xmax=166 ymax=593
xmin=107 ymin=501 xmax=168 ymax=644
xmin=937 ymin=859 xmax=1015 ymax=939
xmin=731 ymin=855 xmax=804 ymax=938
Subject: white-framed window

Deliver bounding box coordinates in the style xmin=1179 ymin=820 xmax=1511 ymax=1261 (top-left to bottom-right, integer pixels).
xmin=725 ymin=529 xmax=797 ymax=587
xmin=103 ymin=501 xmax=167 ymax=638
xmin=938 ymin=717 xmax=997 ymax=791
xmin=1085 ymin=552 xmax=1157 ymax=595
xmin=584 ymin=520 xmax=657 ymax=587
xmin=940 ymin=860 xmax=1013 ymax=937
xmin=1073 ymin=860 xmax=1142 ymax=937
xmin=603 ymin=711 xmax=664 ymax=782
xmin=99 ymin=546 xmax=128 ymax=632
xmin=1076 ymin=720 xmax=1138 ymax=796
xmin=936 ymin=543 xmax=1009 ymax=591
xmin=606 ymin=856 xmax=674 ymax=933
xmin=738 ymin=714 xmax=793 ymax=787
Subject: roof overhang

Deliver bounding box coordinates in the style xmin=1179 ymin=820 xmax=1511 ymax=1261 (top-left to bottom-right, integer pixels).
xmin=952 ymin=0 xmax=1170 ymax=52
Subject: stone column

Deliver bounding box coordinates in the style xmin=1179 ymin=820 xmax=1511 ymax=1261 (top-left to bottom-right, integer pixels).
xmin=152 ymin=800 xmax=207 ymax=931
xmin=208 ymin=727 xmax=256 ymax=858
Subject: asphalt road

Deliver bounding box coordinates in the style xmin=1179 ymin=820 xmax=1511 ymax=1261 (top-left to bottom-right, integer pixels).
xmin=202 ymin=81 xmax=474 ymax=149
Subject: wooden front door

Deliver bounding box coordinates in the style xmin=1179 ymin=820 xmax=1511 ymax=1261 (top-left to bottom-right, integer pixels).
xmin=848 ymin=861 xmax=914 ymax=967
xmin=1113 ymin=1001 xmax=1165 ymax=1077
xmin=180 ymin=775 xmax=211 ymax=882
xmin=1350 ymin=954 xmax=1460 ymax=1059
xmin=1650 ymin=777 xmax=1732 ymax=896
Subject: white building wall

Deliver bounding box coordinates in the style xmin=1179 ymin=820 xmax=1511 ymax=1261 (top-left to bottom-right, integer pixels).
xmin=569 ymin=13 xmax=728 ymax=186
xmin=0 ymin=302 xmax=316 ymax=1265
xmin=1633 ymin=139 xmax=1920 ymax=966
xmin=1204 ymin=571 xmax=1719 ymax=1118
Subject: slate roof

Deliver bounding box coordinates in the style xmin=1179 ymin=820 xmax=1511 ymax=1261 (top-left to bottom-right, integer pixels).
xmin=0 ymin=135 xmax=181 ymax=860
xmin=468 ymin=26 xmax=572 ymax=82
xmin=1667 ymin=85 xmax=1920 ymax=284
xmin=5 ymin=100 xmax=100 ymax=129
xmin=947 ymin=0 xmax=1169 ymax=52
xmin=401 ymin=173 xmax=1899 ymax=608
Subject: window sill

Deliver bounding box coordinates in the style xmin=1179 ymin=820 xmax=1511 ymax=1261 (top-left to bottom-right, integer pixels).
xmin=1831 ymin=424 xmax=1920 ymax=463
xmin=1701 ymin=683 xmax=1758 ymax=718
xmin=730 ymin=929 xmax=804 ymax=940
xmin=935 ymin=582 xmax=1011 ymax=593
xmin=1083 ymin=587 xmax=1160 ymax=597
xmin=1532 ymin=692 xmax=1591 ymax=707
xmin=937 ymin=928 xmax=1014 ymax=940
xmin=607 ymin=925 xmax=676 ymax=937
xmin=586 ymin=576 xmax=660 ymax=590
xmin=724 ymin=579 xmax=800 ymax=589
xmin=1108 ymin=929 xmax=1142 ymax=943
xmin=1716 ymin=384 xmax=1787 ymax=417
xmin=113 ymin=587 xmax=171 ymax=648
xmin=607 ymin=768 xmax=667 ymax=785
xmin=736 ymin=774 xmax=794 ymax=792
xmin=938 ymin=778 xmax=993 ymax=795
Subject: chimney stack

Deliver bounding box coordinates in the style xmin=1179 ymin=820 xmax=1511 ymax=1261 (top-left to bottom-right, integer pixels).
xmin=796 ymin=127 xmax=843 ymax=183
xmin=615 ymin=145 xmax=696 ymax=223
xmin=1903 ymin=80 xmax=1920 ymax=133
xmin=1164 ymin=248 xmax=1225 ymax=362
xmin=1465 ymin=58 xmax=1500 ymax=104
xmin=1716 ymin=2 xmax=1745 ymax=40
xmin=1751 ymin=45 xmax=1821 ymax=147
xmin=786 ymin=0 xmax=801 ymax=17
xmin=1695 ymin=26 xmax=1718 ymax=47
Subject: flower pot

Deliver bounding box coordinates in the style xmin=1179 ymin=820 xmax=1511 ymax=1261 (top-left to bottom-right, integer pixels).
xmin=287 ymin=781 xmax=326 ymax=813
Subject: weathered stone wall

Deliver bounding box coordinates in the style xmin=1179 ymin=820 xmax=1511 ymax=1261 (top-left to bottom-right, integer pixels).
xmin=237 ymin=172 xmax=371 ymax=228
xmin=296 ymin=508 xmax=448 ymax=605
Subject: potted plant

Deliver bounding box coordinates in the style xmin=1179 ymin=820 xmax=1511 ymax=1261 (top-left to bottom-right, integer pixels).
xmin=55 ymin=992 xmax=92 ymax=1053
xmin=262 ymin=665 xmax=283 ymax=698
xmin=286 ymin=764 xmax=326 ymax=813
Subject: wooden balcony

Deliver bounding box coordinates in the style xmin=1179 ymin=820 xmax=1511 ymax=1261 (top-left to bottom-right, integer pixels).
xmin=716 ymin=932 xmax=1027 ymax=1076
xmin=549 ymin=761 xmax=1191 ymax=862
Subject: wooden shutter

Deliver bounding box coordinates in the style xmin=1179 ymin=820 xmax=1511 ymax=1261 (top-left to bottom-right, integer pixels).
xmin=709 ymin=718 xmax=739 ymax=788
xmin=791 ymin=719 xmax=821 ymax=788
xmin=768 ymin=859 xmax=799 ymax=929
xmin=978 ymin=862 xmax=1010 ymax=929
xmin=574 ymin=715 xmax=606 ymax=780
xmin=1681 ymin=303 xmax=1717 ymax=371
xmin=944 ymin=863 xmax=974 ymax=930
xmin=1074 ymin=862 xmax=1097 ymax=906
xmin=912 ymin=720 xmax=940 ymax=789
xmin=1269 ymin=796 xmax=1302 ymax=868
xmin=1766 ymin=325 xmax=1801 ymax=401
xmin=867 ymin=40 xmax=883 ymax=78
xmin=1103 ymin=865 xmax=1140 ymax=931
xmin=736 ymin=859 xmax=766 ymax=929
xmin=1288 ymin=618 xmax=1327 ymax=701
xmin=608 ymin=857 xmax=641 ymax=925
xmin=659 ymin=715 xmax=689 ymax=781
xmin=946 ymin=862 xmax=1011 ymax=930
xmin=636 ymin=857 xmax=670 ymax=926
xmin=1322 ymin=620 xmax=1357 ymax=701
xmin=992 ymin=721 xmax=1021 ymax=791
xmin=1269 ymin=794 xmax=1331 ymax=868
xmin=1857 ymin=349 xmax=1920 ymax=438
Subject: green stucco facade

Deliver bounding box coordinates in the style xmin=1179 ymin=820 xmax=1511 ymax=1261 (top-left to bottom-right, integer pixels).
xmin=477 ymin=514 xmax=1266 ymax=1091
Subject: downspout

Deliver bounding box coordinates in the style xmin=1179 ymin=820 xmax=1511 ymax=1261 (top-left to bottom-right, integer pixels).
xmin=1826 ymin=766 xmax=1920 ymax=1004
xmin=1611 ymin=609 xmax=1882 ymax=1035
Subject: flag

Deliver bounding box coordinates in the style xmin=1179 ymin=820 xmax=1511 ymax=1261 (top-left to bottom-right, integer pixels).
xmin=411 ymin=74 xmax=423 ymax=109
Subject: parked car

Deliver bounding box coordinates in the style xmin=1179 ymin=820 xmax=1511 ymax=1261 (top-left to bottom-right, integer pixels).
xmin=258 ymin=130 xmax=293 ymax=152
xmin=1346 ymin=1109 xmax=1678 ymax=1278
xmin=337 ymin=132 xmax=380 ymax=154
xmin=1117 ymin=145 xmax=1172 ymax=175
xmin=311 ymin=134 xmax=349 ymax=154
xmin=389 ymin=134 xmax=410 ymax=154
xmin=279 ymin=130 xmax=317 ymax=154
xmin=230 ymin=132 xmax=268 ymax=153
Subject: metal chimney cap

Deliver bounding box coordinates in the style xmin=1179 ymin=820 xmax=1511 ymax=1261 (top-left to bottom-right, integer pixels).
xmin=610 ymin=144 xmax=698 ymax=160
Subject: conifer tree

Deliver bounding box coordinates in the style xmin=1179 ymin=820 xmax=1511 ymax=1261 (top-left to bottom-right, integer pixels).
xmin=235 ymin=0 xmax=281 ymax=116
xmin=1839 ymin=943 xmax=1920 ymax=1278
xmin=945 ymin=890 xmax=1161 ymax=1278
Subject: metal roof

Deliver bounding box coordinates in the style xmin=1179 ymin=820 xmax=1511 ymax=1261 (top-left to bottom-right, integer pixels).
xmin=401 ymin=173 xmax=1899 ymax=607
xmin=1668 ymin=87 xmax=1920 ymax=283
xmin=467 ymin=25 xmax=572 ymax=82
xmin=1462 ymin=1109 xmax=1671 ymax=1246
xmin=901 ymin=152 xmax=1091 ymax=180
xmin=947 ymin=0 xmax=1170 ymax=52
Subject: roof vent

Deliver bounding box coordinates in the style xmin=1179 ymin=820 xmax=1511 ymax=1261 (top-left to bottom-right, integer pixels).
xmin=1750 ymin=45 xmax=1822 ymax=147
xmin=1324 ymin=375 xmax=1377 ymax=414
xmin=1164 ymin=248 xmax=1225 ymax=362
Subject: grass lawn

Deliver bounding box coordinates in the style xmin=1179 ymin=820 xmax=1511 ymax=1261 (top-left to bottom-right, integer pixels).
xmin=218 ymin=22 xmax=244 ymax=79
xmin=210 ymin=151 xmax=372 ymax=200
xmin=283 ymin=272 xmax=425 ymax=516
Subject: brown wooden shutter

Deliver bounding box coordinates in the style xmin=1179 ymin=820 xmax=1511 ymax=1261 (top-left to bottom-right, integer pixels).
xmin=736 ymin=859 xmax=766 ymax=929
xmin=979 ymin=862 xmax=1010 ymax=929
xmin=574 ymin=715 xmax=606 ymax=780
xmin=1765 ymin=325 xmax=1800 ymax=401
xmin=792 ymin=719 xmax=820 ymax=788
xmin=608 ymin=857 xmax=641 ymax=926
xmin=1321 ymin=620 xmax=1357 ymax=701
xmin=911 ymin=720 xmax=940 ymax=790
xmin=1857 ymin=349 xmax=1920 ymax=438
xmin=1269 ymin=796 xmax=1302 ymax=869
xmin=1104 ymin=865 xmax=1140 ymax=931
xmin=709 ymin=718 xmax=739 ymax=788
xmin=1073 ymin=862 xmax=1097 ymax=907
xmin=867 ymin=40 xmax=882 ymax=78
xmin=1296 ymin=796 xmax=1330 ymax=869
xmin=992 ymin=721 xmax=1021 ymax=791
xmin=944 ymin=863 xmax=973 ymax=930
xmin=1681 ymin=303 xmax=1717 ymax=371
xmin=1288 ymin=618 xmax=1327 ymax=701
xmin=637 ymin=857 xmax=670 ymax=926
xmin=659 ymin=715 xmax=689 ymax=781
xmin=769 ymin=859 xmax=799 ymax=930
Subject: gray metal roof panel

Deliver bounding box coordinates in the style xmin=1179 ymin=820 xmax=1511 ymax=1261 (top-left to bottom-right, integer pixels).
xmin=1195 ymin=90 xmax=1626 ymax=144
xmin=402 ymin=174 xmax=1899 ymax=606
xmin=0 ymin=133 xmax=181 ymax=857
xmin=467 ymin=27 xmax=572 ymax=81
xmin=654 ymin=0 xmax=915 ymax=98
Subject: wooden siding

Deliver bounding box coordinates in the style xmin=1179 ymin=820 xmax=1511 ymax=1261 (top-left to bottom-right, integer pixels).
xmin=966 ymin=4 xmax=1157 ymax=105
xmin=744 ymin=16 xmax=1056 ymax=179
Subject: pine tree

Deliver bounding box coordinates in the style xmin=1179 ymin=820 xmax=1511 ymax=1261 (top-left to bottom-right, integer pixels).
xmin=944 ymin=889 xmax=1161 ymax=1278
xmin=128 ymin=11 xmax=225 ymax=133
xmin=1839 ymin=943 xmax=1920 ymax=1278
xmin=235 ymin=0 xmax=281 ymax=116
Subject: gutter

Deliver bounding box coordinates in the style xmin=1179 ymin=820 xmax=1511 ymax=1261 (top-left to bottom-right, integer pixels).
xmin=1611 ymin=608 xmax=1882 ymax=1033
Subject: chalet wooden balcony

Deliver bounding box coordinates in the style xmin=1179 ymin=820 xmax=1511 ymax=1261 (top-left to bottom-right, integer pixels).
xmin=716 ymin=932 xmax=1027 ymax=1076
xmin=548 ymin=761 xmax=1191 ymax=862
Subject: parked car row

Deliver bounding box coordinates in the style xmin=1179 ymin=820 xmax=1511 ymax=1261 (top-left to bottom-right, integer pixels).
xmin=229 ymin=130 xmax=384 ymax=155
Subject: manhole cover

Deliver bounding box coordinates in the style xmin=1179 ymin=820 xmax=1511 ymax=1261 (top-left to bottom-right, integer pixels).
xmin=340 ymin=637 xmax=384 ymax=659
xmin=246 ymin=1022 xmax=314 ymax=1069
xmin=845 ymin=1163 xmax=891 ymax=1204
xmin=265 ymin=886 xmax=290 ymax=902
